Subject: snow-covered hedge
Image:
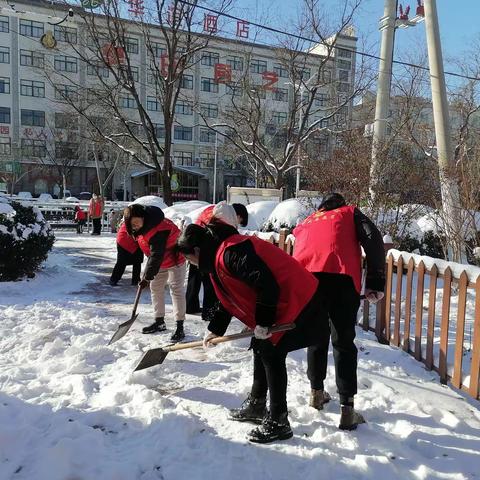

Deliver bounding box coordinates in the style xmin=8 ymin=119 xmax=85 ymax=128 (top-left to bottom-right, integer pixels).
xmin=0 ymin=200 xmax=55 ymax=281
xmin=261 ymin=197 xmax=321 ymax=232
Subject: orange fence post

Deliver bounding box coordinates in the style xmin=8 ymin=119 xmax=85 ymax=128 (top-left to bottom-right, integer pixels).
xmin=438 ymin=267 xmax=452 ymax=384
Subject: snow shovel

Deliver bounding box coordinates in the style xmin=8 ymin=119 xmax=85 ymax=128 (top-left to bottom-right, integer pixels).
xmin=133 ymin=323 xmax=296 ymax=372
xmin=108 ymin=285 xmax=144 ymax=345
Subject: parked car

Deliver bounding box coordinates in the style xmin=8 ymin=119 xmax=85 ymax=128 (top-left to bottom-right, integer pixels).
xmin=79 ymin=192 xmax=92 ymax=200
xmin=65 ymin=196 xmax=80 ymax=203
xmin=63 ymin=189 xmax=72 ymax=199
xmin=38 ymin=193 xmax=53 ymax=202
xmin=17 ymin=191 xmax=33 ymax=199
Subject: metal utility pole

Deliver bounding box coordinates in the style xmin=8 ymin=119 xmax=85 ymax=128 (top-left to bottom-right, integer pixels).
xmin=424 ymin=0 xmax=463 ymax=262
xmin=213 ymin=131 xmax=218 ymax=202
xmin=369 ymin=0 xmax=397 ymax=200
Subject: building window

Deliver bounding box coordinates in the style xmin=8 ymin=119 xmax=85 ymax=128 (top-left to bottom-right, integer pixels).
xmin=250 ymin=85 xmax=266 ymax=99
xmin=128 ymin=66 xmax=139 ymax=82
xmin=21 ymin=138 xmax=46 ymax=157
xmin=20 ymin=79 xmax=45 ymax=98
xmin=337 ymin=82 xmax=350 ymax=93
xmin=54 ymin=25 xmax=77 ymax=44
xmin=338 ymin=70 xmax=349 ymax=82
xmin=315 ymin=93 xmax=329 ymax=107
xmin=55 ymin=84 xmax=78 ymax=102
xmin=147 ymin=96 xmax=159 ymax=111
xmin=250 ymin=59 xmax=267 ymax=74
xmin=0 ymin=107 xmax=10 ymax=124
xmin=55 ymin=112 xmax=78 ymax=130
xmin=337 ymin=48 xmax=352 ymax=58
xmin=55 ymin=142 xmax=79 ymax=160
xmin=119 ymin=94 xmax=135 ymax=109
xmin=0 ymin=77 xmax=10 ymax=94
xmin=273 ymin=64 xmax=288 ymax=78
xmin=200 ymin=103 xmax=218 ymax=118
xmin=125 ymin=37 xmax=139 ymax=54
xmin=174 ymin=126 xmax=192 ymax=141
xmin=21 ymin=109 xmax=45 ymax=127
xmin=0 ymin=46 xmax=9 ymax=64
xmin=55 ymin=55 xmax=78 ymax=73
xmin=272 ymin=111 xmax=287 ymax=124
xmin=201 ymin=51 xmax=219 ymax=66
xmin=174 ymin=100 xmax=193 ymax=115
xmin=273 ymin=88 xmax=288 ymax=102
xmin=300 ymin=67 xmax=311 ymax=80
xmin=180 ymin=74 xmax=193 ymax=89
xmin=149 ymin=42 xmax=166 ymax=58
xmin=0 ymin=137 xmax=11 ymax=155
xmin=225 ymin=83 xmax=241 ymax=97
xmin=20 ymin=49 xmax=44 ymax=68
xmin=19 ymin=19 xmax=44 ymax=38
xmin=0 ymin=15 xmax=9 ymax=33
xmin=199 ymin=128 xmax=216 ymax=143
xmin=154 ymin=124 xmax=165 ymax=138
xmin=173 ymin=151 xmax=194 ymax=166
xmin=337 ymin=59 xmax=351 ymax=70
xmin=87 ymin=63 xmax=109 ymax=78
xmin=199 ymin=152 xmax=215 ymax=168
xmin=201 ymin=77 xmax=219 ymax=93
xmin=227 ymin=56 xmax=243 ymax=71
xmin=322 ymin=69 xmax=332 ymax=83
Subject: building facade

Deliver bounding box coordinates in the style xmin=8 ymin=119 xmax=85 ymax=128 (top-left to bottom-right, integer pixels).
xmin=0 ymin=0 xmax=357 ymax=200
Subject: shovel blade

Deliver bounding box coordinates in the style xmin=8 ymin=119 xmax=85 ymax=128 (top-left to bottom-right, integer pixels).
xmin=108 ymin=314 xmax=138 ymax=345
xmin=134 ymin=348 xmax=169 ymax=371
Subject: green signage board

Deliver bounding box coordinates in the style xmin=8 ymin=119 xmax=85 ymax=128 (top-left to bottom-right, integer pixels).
xmin=81 ymin=0 xmax=104 ymax=10
xmin=0 ymin=161 xmax=21 ymax=174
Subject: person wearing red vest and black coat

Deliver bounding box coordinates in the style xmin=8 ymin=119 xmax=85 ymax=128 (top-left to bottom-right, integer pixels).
xmin=74 ymin=205 xmax=86 ymax=234
xmin=109 ymin=222 xmax=144 ymax=286
xmin=123 ymin=204 xmax=187 ymax=342
xmin=176 ymin=222 xmax=330 ymax=443
xmin=185 ymin=202 xmax=249 ymax=321
xmin=88 ymin=194 xmax=104 ymax=235
xmin=293 ymin=192 xmax=385 ymax=430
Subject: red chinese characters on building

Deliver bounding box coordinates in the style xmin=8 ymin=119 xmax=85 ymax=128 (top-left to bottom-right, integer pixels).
xmin=203 ymin=14 xmax=218 ymax=33
xmin=236 ymin=20 xmax=249 ymax=38
xmin=0 ymin=126 xmax=9 ymax=135
xmin=167 ymin=4 xmax=182 ymax=26
xmin=262 ymin=71 xmax=278 ymax=90
xmin=214 ymin=64 xmax=232 ymax=84
xmin=127 ymin=0 xmax=144 ymax=16
xmin=160 ymin=53 xmax=180 ymax=77
xmin=102 ymin=43 xmax=126 ymax=66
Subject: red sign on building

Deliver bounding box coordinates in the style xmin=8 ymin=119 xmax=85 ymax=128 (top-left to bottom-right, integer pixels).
xmin=203 ymin=14 xmax=218 ymax=33
xmin=262 ymin=71 xmax=279 ymax=90
xmin=102 ymin=44 xmax=126 ymax=66
xmin=214 ymin=63 xmax=232 ymax=84
xmin=236 ymin=20 xmax=249 ymax=38
xmin=127 ymin=0 xmax=144 ymax=16
xmin=0 ymin=126 xmax=9 ymax=135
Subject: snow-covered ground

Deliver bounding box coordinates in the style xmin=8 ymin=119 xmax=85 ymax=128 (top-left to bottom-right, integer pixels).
xmin=1 ymin=233 xmax=480 ymax=480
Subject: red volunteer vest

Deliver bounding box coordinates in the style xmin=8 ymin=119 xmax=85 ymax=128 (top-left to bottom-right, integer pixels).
xmin=195 ymin=205 xmax=215 ymax=225
xmin=137 ymin=218 xmax=185 ymax=269
xmin=293 ymin=205 xmax=362 ymax=293
xmin=116 ymin=222 xmax=138 ymax=254
xmin=89 ymin=200 xmax=103 ymax=218
xmin=211 ymin=234 xmax=318 ymax=345
xmin=75 ymin=209 xmax=86 ymax=221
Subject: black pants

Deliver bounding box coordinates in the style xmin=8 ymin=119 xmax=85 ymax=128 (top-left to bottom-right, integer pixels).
xmin=110 ymin=246 xmax=143 ymax=284
xmin=307 ymin=272 xmax=360 ymax=401
xmin=186 ymin=264 xmax=217 ymax=320
xmin=250 ymin=288 xmax=329 ymax=419
xmin=92 ymin=218 xmax=102 ymax=235
xmin=76 ymin=220 xmax=85 ymax=234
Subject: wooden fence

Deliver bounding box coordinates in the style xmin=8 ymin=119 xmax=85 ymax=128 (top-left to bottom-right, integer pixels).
xmin=263 ymin=228 xmax=480 ymax=402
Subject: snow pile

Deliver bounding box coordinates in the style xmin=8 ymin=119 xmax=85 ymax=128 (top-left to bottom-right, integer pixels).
xmin=245 ymin=201 xmax=278 ymax=231
xmin=0 ymin=202 xmax=15 ymax=216
xmin=164 ymin=201 xmax=211 ymax=228
xmin=262 ymin=198 xmax=320 ymax=232
xmin=130 ymin=195 xmax=167 ymax=210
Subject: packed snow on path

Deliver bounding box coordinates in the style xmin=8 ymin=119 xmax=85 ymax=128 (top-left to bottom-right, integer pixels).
xmin=1 ymin=233 xmax=480 ymax=480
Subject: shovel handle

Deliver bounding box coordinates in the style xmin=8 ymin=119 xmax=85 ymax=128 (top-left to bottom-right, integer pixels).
xmin=131 ymin=284 xmax=144 ymax=316
xmin=164 ymin=323 xmax=295 ymax=354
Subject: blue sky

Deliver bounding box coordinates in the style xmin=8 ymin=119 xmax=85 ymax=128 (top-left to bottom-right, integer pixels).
xmin=229 ymin=0 xmax=479 ymax=71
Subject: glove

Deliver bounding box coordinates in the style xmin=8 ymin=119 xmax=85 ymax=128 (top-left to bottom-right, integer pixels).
xmin=254 ymin=325 xmax=272 ymax=340
xmin=203 ymin=330 xmax=219 ymax=348
xmin=365 ymin=289 xmax=384 ymax=304
xmin=138 ymin=278 xmax=150 ymax=289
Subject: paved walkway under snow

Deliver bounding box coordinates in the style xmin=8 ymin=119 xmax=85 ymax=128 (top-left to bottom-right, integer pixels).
xmin=1 ymin=233 xmax=480 ymax=480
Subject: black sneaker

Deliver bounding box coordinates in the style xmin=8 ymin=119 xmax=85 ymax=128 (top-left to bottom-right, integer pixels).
xmin=170 ymin=321 xmax=185 ymax=342
xmin=248 ymin=412 xmax=293 ymax=444
xmin=109 ymin=280 xmax=118 ymax=286
xmin=339 ymin=405 xmax=366 ymax=431
xmin=229 ymin=394 xmax=267 ymax=424
xmin=142 ymin=318 xmax=166 ymax=334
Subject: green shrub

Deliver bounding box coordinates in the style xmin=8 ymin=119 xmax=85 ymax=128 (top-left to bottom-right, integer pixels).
xmin=0 ymin=201 xmax=55 ymax=281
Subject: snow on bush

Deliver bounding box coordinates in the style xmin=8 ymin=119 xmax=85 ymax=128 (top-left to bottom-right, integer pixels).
xmin=245 ymin=201 xmax=278 ymax=231
xmin=262 ymin=198 xmax=321 ymax=232
xmin=164 ymin=201 xmax=211 ymax=228
xmin=130 ymin=195 xmax=167 ymax=210
xmin=0 ymin=200 xmax=55 ymax=281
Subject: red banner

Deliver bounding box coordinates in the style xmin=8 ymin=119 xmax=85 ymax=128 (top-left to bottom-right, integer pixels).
xmin=214 ymin=63 xmax=232 ymax=84
xmin=262 ymin=71 xmax=278 ymax=90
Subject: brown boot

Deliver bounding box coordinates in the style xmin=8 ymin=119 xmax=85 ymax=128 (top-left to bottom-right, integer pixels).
xmin=339 ymin=405 xmax=366 ymax=430
xmin=309 ymin=389 xmax=331 ymax=410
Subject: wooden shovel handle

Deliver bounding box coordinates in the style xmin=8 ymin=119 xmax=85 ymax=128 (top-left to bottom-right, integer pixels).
xmin=164 ymin=323 xmax=296 ymax=353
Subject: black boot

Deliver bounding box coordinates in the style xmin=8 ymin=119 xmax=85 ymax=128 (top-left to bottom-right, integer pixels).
xmin=142 ymin=317 xmax=166 ymax=334
xmin=170 ymin=321 xmax=185 ymax=342
xmin=247 ymin=412 xmax=293 ymax=444
xmin=229 ymin=394 xmax=267 ymax=424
